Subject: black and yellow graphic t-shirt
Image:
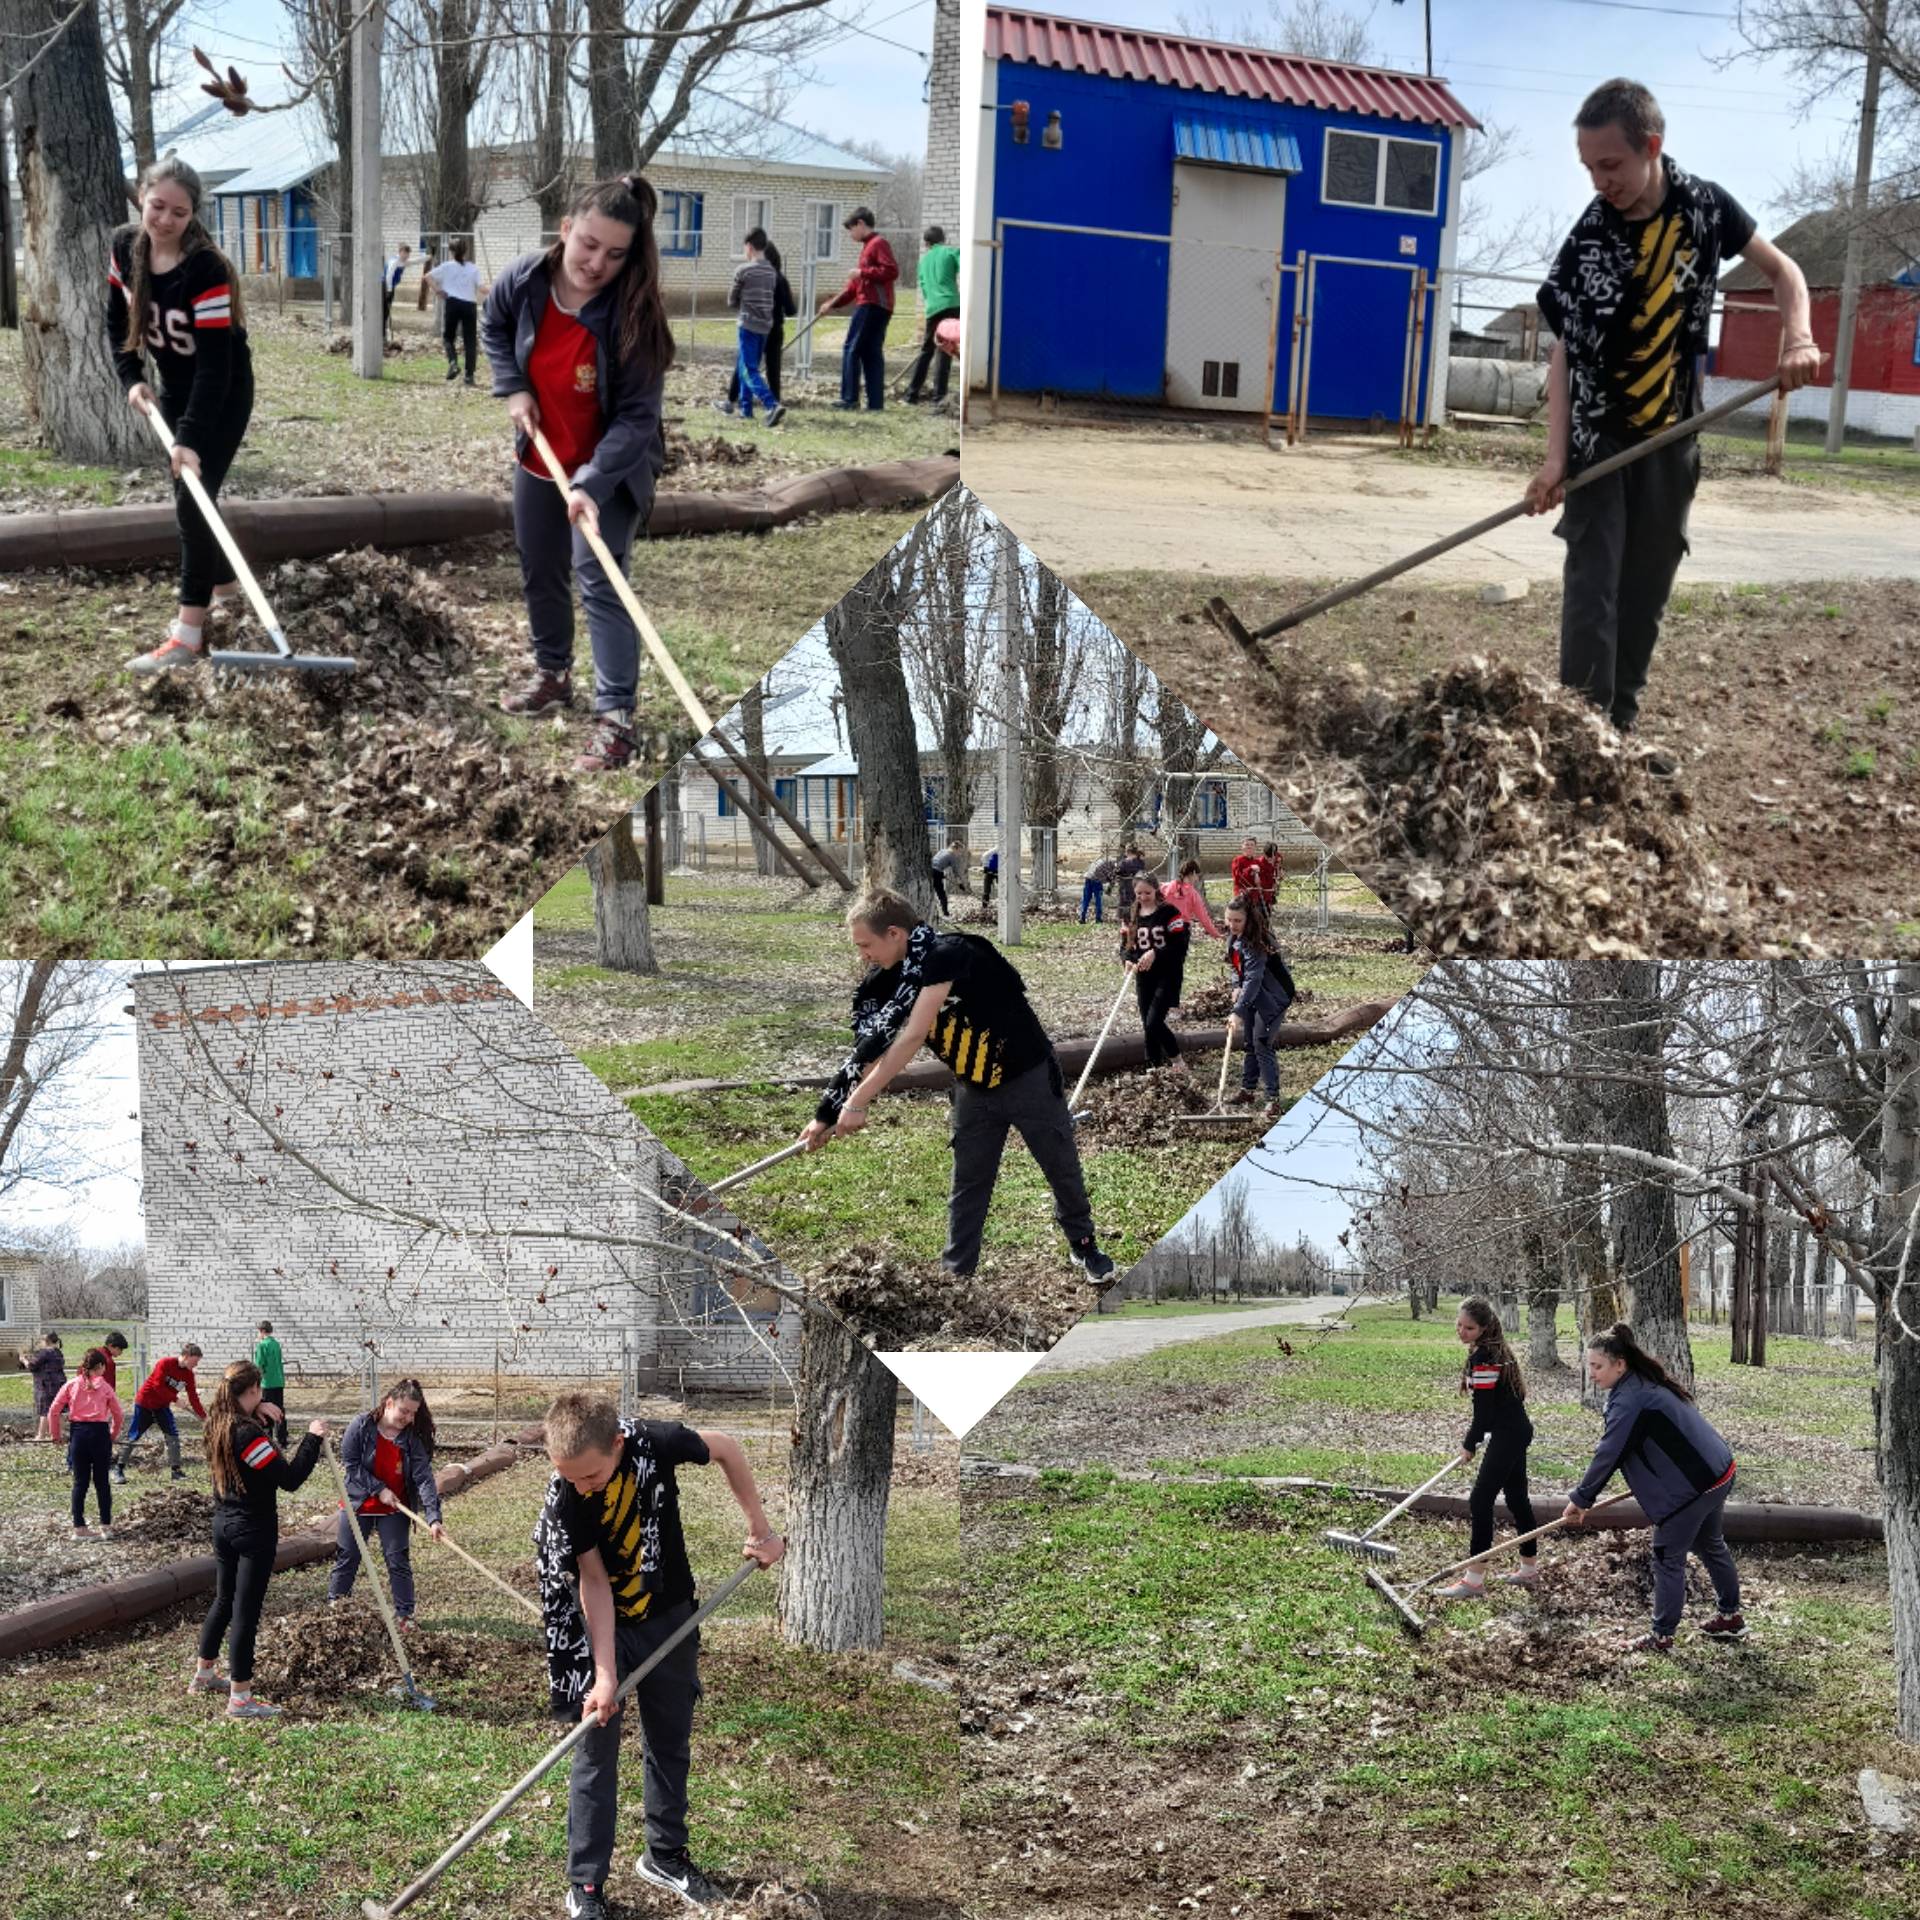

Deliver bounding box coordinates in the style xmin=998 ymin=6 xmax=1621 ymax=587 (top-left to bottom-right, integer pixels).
xmin=917 ymin=932 xmax=1054 ymax=1090
xmin=554 ymin=1419 xmax=708 ymax=1620
xmin=1612 ymin=205 xmax=1693 ymax=436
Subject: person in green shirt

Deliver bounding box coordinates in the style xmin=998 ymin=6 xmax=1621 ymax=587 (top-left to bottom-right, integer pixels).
xmin=907 ymin=224 xmax=960 ymax=406
xmin=253 ymin=1321 xmax=287 ymax=1448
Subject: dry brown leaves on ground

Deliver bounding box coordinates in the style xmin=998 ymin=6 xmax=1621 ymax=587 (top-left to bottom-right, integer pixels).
xmin=246 ymin=1599 xmax=534 ymax=1708
xmin=818 ymin=1244 xmax=1100 ymax=1353
xmin=1070 ymin=1061 xmax=1266 ymax=1149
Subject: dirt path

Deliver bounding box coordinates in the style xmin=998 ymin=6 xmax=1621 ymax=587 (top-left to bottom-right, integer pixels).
xmin=965 ymin=424 xmax=1920 ymax=585
xmin=1032 ymin=1292 xmax=1354 ymax=1371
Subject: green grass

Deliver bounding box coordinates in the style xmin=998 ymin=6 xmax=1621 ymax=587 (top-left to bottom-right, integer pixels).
xmin=0 ymin=445 xmax=121 ymax=503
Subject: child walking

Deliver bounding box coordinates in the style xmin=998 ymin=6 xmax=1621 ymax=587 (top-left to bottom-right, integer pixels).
xmin=1565 ymin=1322 xmax=1746 ymax=1652
xmin=1163 ymin=859 xmax=1223 ymax=941
xmin=906 ymin=224 xmax=960 ymax=406
xmin=48 ymin=1349 xmax=124 ymax=1538
xmin=722 ymin=230 xmax=788 ymax=427
xmin=329 ymin=1381 xmax=445 ymax=1625
xmin=21 ymin=1331 xmax=65 ymax=1440
xmin=114 ymin=1343 xmax=205 ymax=1482
xmin=1122 ymin=875 xmax=1190 ymax=1073
xmin=253 ymin=1320 xmax=287 ymax=1448
xmin=1223 ymin=894 xmax=1294 ymax=1116
xmin=1229 ymin=836 xmax=1276 ymax=916
xmin=429 ymin=238 xmax=486 ymax=384
xmin=382 ymin=241 xmax=413 ymax=340
xmin=106 ymin=155 xmax=253 ymax=674
xmin=483 ymin=173 xmax=674 ymax=774
xmin=195 ymin=1360 xmax=327 ymax=1719
xmin=1434 ymin=1297 xmax=1539 ymax=1602
xmin=535 ymin=1391 xmax=785 ymax=1917
xmin=723 ymin=232 xmax=797 ymax=413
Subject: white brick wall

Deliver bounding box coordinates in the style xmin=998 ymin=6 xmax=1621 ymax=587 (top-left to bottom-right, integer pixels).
xmin=924 ymin=0 xmax=961 ymax=240
xmin=1703 ymin=373 xmax=1920 ymax=444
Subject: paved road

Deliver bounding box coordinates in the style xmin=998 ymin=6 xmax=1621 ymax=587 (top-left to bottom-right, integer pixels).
xmin=1033 ymin=1292 xmax=1356 ymax=1371
xmin=967 ymin=426 xmax=1920 ymax=586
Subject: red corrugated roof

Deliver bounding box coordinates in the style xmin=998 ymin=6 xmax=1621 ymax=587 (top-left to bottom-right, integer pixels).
xmin=986 ymin=7 xmax=1482 ymax=131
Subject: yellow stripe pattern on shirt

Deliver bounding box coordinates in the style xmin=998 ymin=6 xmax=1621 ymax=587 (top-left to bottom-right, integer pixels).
xmin=594 ymin=1462 xmax=654 ymax=1619
xmin=931 ymin=1007 xmax=1003 ymax=1087
xmin=1614 ymin=208 xmax=1692 ymax=434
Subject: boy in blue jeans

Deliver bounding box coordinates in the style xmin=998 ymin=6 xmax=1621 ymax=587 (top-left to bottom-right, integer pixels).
xmin=724 ymin=232 xmax=786 ymax=428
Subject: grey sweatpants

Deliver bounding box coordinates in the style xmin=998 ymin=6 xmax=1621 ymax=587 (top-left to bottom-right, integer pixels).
xmin=1649 ymin=1469 xmax=1740 ymax=1637
xmin=945 ymin=1058 xmax=1097 ymax=1277
xmin=1556 ymin=434 xmax=1700 ymax=733
xmin=567 ymin=1598 xmax=702 ymax=1885
xmin=512 ymin=464 xmax=643 ymax=713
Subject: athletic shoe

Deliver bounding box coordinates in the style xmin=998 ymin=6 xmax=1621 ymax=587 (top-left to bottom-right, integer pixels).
xmin=127 ymin=623 xmax=207 ymax=674
xmin=1261 ymin=1099 xmax=1284 ymax=1121
xmin=225 ymin=1694 xmax=282 ymax=1719
xmin=111 ymin=1466 xmax=127 ymax=1485
xmin=95 ymin=1524 xmax=114 ymax=1540
xmin=710 ymin=401 xmax=736 ymax=417
xmin=462 ymin=377 xmax=477 ymax=388
xmin=501 ymin=667 xmax=575 ymax=715
xmin=1433 ymin=1577 xmax=1487 ymax=1601
xmin=564 ymin=1888 xmax=610 ymax=1920
xmin=72 ymin=1524 xmax=92 ymax=1538
xmin=1627 ymin=1630 xmax=1675 ymax=1655
xmin=766 ymin=404 xmax=787 ymax=428
xmin=188 ymin=1668 xmax=232 ymax=1695
xmin=574 ymin=714 xmax=637 ymax=774
xmin=445 ymin=362 xmax=459 ymax=382
xmin=1230 ymin=1087 xmax=1261 ymax=1105
xmin=636 ymin=1850 xmax=721 ymax=1909
xmin=171 ymin=1468 xmax=187 ymax=1481
xmin=1700 ymin=1612 xmax=1749 ymax=1642
xmin=396 ymin=1616 xmax=417 ymax=1634
xmin=1495 ymin=1562 xmax=1541 ymax=1587
xmin=1070 ymin=1238 xmax=1116 ymax=1283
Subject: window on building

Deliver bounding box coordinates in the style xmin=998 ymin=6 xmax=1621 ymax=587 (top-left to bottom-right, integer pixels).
xmin=806 ymin=201 xmax=840 ymax=262
xmin=732 ymin=194 xmax=771 ymax=253
xmin=923 ymin=775 xmax=947 ymax=824
xmin=660 ymin=190 xmax=704 ymax=256
xmin=1321 ymin=129 xmax=1441 ymax=216
xmin=1201 ymin=780 xmax=1229 ymax=829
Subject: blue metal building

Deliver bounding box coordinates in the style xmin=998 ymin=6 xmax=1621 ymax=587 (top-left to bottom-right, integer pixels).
xmin=980 ymin=7 xmax=1479 ymax=421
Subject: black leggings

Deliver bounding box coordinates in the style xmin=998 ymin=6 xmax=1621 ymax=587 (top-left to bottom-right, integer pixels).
xmin=162 ymin=363 xmax=254 ymax=610
xmin=931 ymin=869 xmax=950 ymax=914
xmin=199 ymin=1518 xmax=278 ymax=1685
xmin=1136 ymin=964 xmax=1185 ymax=1067
xmin=908 ymin=305 xmax=959 ymax=401
xmin=1469 ymin=1424 xmax=1538 ymax=1560
xmin=443 ymin=296 xmax=478 ymax=378
xmin=69 ymin=1421 xmax=112 ymax=1527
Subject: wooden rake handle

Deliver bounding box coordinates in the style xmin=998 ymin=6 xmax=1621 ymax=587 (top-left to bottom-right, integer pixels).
xmin=325 ymin=1443 xmax=428 ymax=1684
xmin=1069 ymin=963 xmax=1136 ymax=1114
xmin=1410 ymin=1488 xmax=1637 ymax=1595
xmin=391 ymin=1501 xmax=543 ymax=1622
xmin=527 ymin=424 xmax=713 ymax=735
xmin=709 ymin=1139 xmax=810 ymax=1196
xmin=1356 ymin=1452 xmax=1462 ymax=1544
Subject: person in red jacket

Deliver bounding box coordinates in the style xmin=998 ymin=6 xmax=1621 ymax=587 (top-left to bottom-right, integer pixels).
xmin=113 ymin=1343 xmax=205 ymax=1484
xmin=819 ymin=207 xmax=898 ymax=413
xmin=1229 ymin=835 xmax=1277 ymax=914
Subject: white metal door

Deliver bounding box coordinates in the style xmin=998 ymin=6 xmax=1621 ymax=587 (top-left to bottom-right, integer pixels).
xmin=1165 ymin=163 xmax=1284 ymax=411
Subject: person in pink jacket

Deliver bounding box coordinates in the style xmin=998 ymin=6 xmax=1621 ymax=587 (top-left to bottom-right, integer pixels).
xmin=48 ymin=1348 xmax=126 ymax=1537
xmin=1162 ymin=859 xmax=1223 ymax=942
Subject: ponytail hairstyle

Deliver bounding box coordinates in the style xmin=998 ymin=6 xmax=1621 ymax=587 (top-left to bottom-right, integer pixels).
xmin=121 ymin=154 xmax=245 ymax=354
xmin=1458 ymin=1295 xmax=1527 ymax=1401
xmin=449 ymin=236 xmax=470 ymax=264
xmin=380 ymin=1377 xmax=437 ymax=1457
xmin=1225 ymin=892 xmax=1273 ymax=954
xmin=206 ymin=1359 xmax=264 ymax=1498
xmin=81 ymin=1346 xmax=111 ymax=1376
xmin=545 ymin=172 xmax=677 ymax=375
xmin=1586 ymin=1321 xmax=1693 ymax=1400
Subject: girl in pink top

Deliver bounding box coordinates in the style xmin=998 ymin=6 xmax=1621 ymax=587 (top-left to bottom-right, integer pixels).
xmin=1162 ymin=860 xmax=1223 ymax=942
xmin=48 ymin=1348 xmax=126 ymax=1537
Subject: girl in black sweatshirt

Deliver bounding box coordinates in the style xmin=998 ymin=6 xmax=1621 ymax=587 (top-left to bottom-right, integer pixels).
xmin=105 ymin=156 xmax=254 ymax=674
xmin=1434 ymin=1296 xmax=1539 ymax=1601
xmin=194 ymin=1360 xmax=327 ymax=1719
xmin=1122 ymin=875 xmax=1191 ymax=1073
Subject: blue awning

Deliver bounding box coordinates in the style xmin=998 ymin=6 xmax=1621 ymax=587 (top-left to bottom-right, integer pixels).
xmin=1173 ymin=115 xmax=1302 ymax=175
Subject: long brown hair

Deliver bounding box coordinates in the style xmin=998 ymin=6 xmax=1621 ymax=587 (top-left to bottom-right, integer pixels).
xmin=1459 ymin=1295 xmax=1527 ymax=1401
xmin=544 ymin=173 xmax=676 ymax=374
xmin=206 ymin=1359 xmax=264 ymax=1498
xmin=1225 ymin=892 xmax=1273 ymax=954
xmin=120 ymin=155 xmax=246 ymax=355
xmin=380 ymin=1378 xmax=437 ymax=1457
xmin=1587 ymin=1321 xmax=1693 ymax=1400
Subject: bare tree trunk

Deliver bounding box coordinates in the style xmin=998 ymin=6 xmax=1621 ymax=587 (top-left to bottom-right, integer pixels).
xmin=741 ymin=681 xmax=777 ymax=879
xmin=778 ymin=1305 xmax=897 ymax=1651
xmin=585 ymin=0 xmax=638 ymax=174
xmin=0 ymin=94 xmax=18 ymax=329
xmin=586 ymin=814 xmax=657 ymax=973
xmin=529 ymin=0 xmax=576 ymax=230
xmin=5 ymin=0 xmax=147 ymax=463
xmin=1877 ymin=965 xmax=1920 ymax=1741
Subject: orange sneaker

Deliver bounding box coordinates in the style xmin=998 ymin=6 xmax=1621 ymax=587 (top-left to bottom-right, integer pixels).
xmin=127 ymin=621 xmax=207 ymax=675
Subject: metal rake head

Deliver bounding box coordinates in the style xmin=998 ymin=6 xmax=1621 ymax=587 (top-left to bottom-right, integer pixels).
xmin=1321 ymin=1527 xmax=1401 ymax=1562
xmin=392 ymin=1675 xmax=437 ymax=1712
xmin=1364 ymin=1565 xmax=1427 ymax=1638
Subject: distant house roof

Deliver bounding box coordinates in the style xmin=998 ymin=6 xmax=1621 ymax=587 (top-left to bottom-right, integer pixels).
xmin=1721 ymin=203 xmax=1920 ymax=293
xmin=1486 ymin=302 xmax=1542 ymax=336
xmin=985 ymin=6 xmax=1481 ymax=131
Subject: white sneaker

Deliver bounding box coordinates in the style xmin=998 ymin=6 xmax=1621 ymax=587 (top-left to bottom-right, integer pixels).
xmin=127 ymin=620 xmax=207 ymax=674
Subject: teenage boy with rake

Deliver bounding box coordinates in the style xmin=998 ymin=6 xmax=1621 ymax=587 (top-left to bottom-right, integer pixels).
xmin=1528 ymin=79 xmax=1821 ymax=764
xmin=537 ymin=1392 xmax=784 ymax=1915
xmin=798 ymin=887 xmax=1118 ymax=1285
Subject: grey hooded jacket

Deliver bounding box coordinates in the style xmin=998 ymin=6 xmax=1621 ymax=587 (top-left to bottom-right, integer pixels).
xmin=1569 ymin=1370 xmax=1734 ymax=1522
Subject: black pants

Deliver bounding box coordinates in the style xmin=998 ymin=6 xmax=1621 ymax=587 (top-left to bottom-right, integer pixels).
xmin=841 ymin=304 xmax=890 ymax=409
xmin=69 ymin=1421 xmax=112 ymax=1527
xmin=199 ymin=1515 xmax=278 ymax=1685
xmin=568 ymin=1598 xmax=703 ymax=1884
xmin=729 ymin=321 xmax=785 ymax=405
xmin=162 ymin=363 xmax=254 ymax=610
xmin=946 ymin=1058 xmax=1097 ymax=1275
xmin=381 ymin=288 xmax=395 ymax=338
xmin=1556 ymin=434 xmax=1700 ymax=732
xmin=931 ymin=869 xmax=950 ymax=914
xmin=1468 ymin=1424 xmax=1538 ymax=1560
xmin=1136 ymin=964 xmax=1185 ymax=1067
xmin=907 ymin=305 xmax=959 ymax=403
xmin=443 ymin=296 xmax=478 ymax=379
xmin=982 ymin=871 xmax=996 ymax=908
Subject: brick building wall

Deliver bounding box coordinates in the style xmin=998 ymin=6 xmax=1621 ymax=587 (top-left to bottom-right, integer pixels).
xmin=133 ymin=963 xmax=791 ymax=1392
xmin=923 ymin=0 xmax=962 ymax=240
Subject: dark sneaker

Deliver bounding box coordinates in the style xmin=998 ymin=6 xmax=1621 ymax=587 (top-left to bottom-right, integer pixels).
xmin=1700 ymin=1612 xmax=1749 ymax=1642
xmin=1627 ymin=1630 xmax=1675 ymax=1655
xmin=171 ymin=1468 xmax=188 ymax=1482
xmin=574 ymin=714 xmax=636 ymax=774
xmin=1070 ymin=1238 xmax=1116 ymax=1283
xmin=636 ymin=1849 xmax=721 ymax=1909
xmin=766 ymin=403 xmax=787 ymax=428
xmin=501 ymin=668 xmax=575 ymax=715
xmin=444 ymin=362 xmax=459 ymax=382
xmin=564 ymin=1885 xmax=610 ymax=1920
xmin=111 ymin=1466 xmax=127 ymax=1485
xmin=1641 ymin=748 xmax=1679 ymax=779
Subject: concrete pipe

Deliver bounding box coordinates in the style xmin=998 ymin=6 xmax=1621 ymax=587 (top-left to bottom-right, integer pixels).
xmin=0 ymin=455 xmax=959 ymax=574
xmin=1374 ymin=1485 xmax=1884 ymax=1544
xmin=0 ymin=1425 xmax=546 ymax=1660
xmin=1447 ymin=358 xmax=1549 ymax=419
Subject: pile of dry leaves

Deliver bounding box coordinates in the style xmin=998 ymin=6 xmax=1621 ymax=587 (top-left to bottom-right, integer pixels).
xmin=818 ymin=1244 xmax=1096 ymax=1353
xmin=247 ymin=1602 xmax=483 ymax=1702
xmin=110 ymin=1484 xmax=215 ymax=1544
xmin=1071 ymin=1061 xmax=1262 ymax=1148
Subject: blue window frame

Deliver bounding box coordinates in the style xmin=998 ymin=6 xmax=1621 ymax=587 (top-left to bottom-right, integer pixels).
xmin=1201 ymin=780 xmax=1229 ymax=829
xmin=661 ymin=190 xmax=704 ymax=257
xmin=719 ymin=775 xmax=793 ymax=817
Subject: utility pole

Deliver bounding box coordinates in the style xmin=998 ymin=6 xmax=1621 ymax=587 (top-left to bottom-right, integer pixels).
xmin=351 ymin=0 xmax=386 ymax=380
xmin=995 ymin=517 xmax=1023 ymax=946
xmin=0 ymin=92 xmax=17 ymax=329
xmin=1826 ymin=0 xmax=1888 ymax=456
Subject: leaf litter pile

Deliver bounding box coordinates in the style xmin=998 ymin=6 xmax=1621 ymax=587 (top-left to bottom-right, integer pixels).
xmin=1069 ymin=1059 xmax=1266 ymax=1147
xmin=246 ymin=1600 xmax=538 ymax=1710
xmin=819 ymin=1243 xmax=1103 ymax=1353
xmin=1248 ymin=653 xmax=1781 ymax=956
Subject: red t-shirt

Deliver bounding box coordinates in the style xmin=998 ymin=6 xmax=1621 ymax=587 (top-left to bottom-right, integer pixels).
xmin=519 ymin=299 xmax=603 ymax=482
xmin=357 ymin=1431 xmax=407 ymax=1514
xmin=1230 ymin=854 xmax=1276 ymax=906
